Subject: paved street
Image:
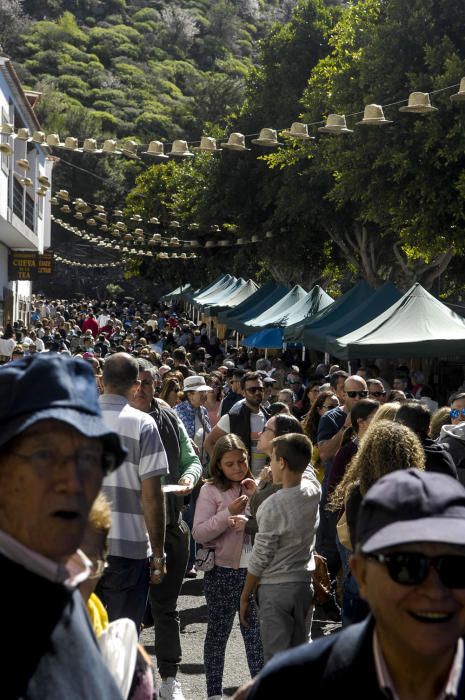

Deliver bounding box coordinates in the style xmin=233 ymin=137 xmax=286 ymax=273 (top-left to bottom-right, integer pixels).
xmin=140 ymin=573 xmax=341 ymax=699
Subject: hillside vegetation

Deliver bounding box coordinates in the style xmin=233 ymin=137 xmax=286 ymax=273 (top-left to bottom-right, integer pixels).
xmin=7 ymin=0 xmax=300 ymax=141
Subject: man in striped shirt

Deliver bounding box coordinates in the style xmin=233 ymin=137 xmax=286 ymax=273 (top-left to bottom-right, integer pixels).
xmin=97 ymin=352 xmax=169 ymax=632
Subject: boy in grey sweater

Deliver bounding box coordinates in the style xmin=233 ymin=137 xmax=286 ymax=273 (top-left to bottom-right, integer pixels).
xmin=239 ymin=433 xmax=321 ymax=662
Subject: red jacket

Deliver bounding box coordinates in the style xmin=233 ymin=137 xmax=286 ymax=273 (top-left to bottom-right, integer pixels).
xmin=82 ymin=317 xmax=99 ymax=337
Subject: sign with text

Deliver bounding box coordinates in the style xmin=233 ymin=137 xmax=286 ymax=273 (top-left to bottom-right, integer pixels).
xmin=8 ymin=251 xmax=54 ymax=280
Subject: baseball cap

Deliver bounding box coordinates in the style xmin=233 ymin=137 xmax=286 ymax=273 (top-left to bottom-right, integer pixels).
xmin=0 ymin=354 xmax=126 ymax=471
xmin=356 ymin=469 xmax=465 ymax=554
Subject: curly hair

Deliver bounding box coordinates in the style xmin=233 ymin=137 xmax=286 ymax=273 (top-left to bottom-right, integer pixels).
xmin=328 ymin=419 xmax=425 ymax=512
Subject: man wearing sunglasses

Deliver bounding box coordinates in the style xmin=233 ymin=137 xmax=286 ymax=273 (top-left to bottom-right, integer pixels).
xmin=206 ymin=372 xmax=270 ymax=476
xmin=367 ymin=379 xmax=388 ymax=404
xmin=240 ymin=469 xmax=465 ymax=699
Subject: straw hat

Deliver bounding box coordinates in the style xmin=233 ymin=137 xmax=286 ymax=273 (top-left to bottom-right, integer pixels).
xmin=95 ymin=213 xmax=107 ymax=223
xmin=179 ymin=252 xmax=188 ymax=259
xmin=0 ymin=123 xmax=15 ymax=136
xmin=102 ymin=139 xmax=122 ymax=155
xmin=210 ymin=224 xmax=221 ymax=232
xmin=188 ymin=222 xmax=199 ymax=230
xmin=318 ymin=114 xmax=353 ymax=134
xmin=113 ymin=210 xmax=124 ymax=217
xmin=221 ymin=132 xmax=250 ymax=151
xmin=170 ymin=237 xmax=180 ymax=246
xmin=356 ymin=104 xmax=392 ymax=125
xmin=205 ymin=240 xmax=215 ymax=248
xmin=0 ymin=142 xmax=12 ymax=155
xmin=46 ymin=133 xmax=65 ymax=148
xmin=193 ymin=136 xmax=222 ymax=152
xmin=218 ymin=240 xmax=230 ymax=247
xmin=37 ymin=188 xmax=47 ymax=197
xmin=251 ymin=128 xmax=282 ymax=147
xmin=237 ymin=238 xmax=247 ymax=245
xmin=87 ymin=218 xmax=97 ymax=226
xmin=169 ymin=221 xmax=181 ymax=228
xmin=74 ymin=211 xmax=84 ymax=220
xmin=265 ymin=231 xmax=273 ymax=238
xmin=21 ymin=177 xmax=34 ymax=187
xmin=281 ymin=122 xmax=313 ymax=140
xmin=31 ymin=131 xmax=48 ymax=146
xmin=142 ymin=140 xmax=168 ymax=159
xmin=121 ymin=141 xmax=141 ymax=160
xmin=82 ymin=138 xmax=102 ymax=154
xmin=450 ymin=78 xmax=465 ymax=102
xmin=169 ymin=140 xmax=194 ymax=157
xmin=59 ymin=136 xmax=81 ymax=151
xmin=16 ymin=158 xmax=30 ymax=170
xmin=399 ymin=92 xmax=438 ymax=114
xmin=189 ymin=240 xmax=200 ymax=247
xmin=94 ymin=204 xmax=105 ymax=213
xmin=149 ymin=216 xmax=160 ymax=225
xmin=16 ymin=128 xmax=32 ymax=142
xmin=60 ymin=204 xmax=71 ymax=214
xmin=56 ymin=189 xmax=70 ymax=201
xmin=115 ymin=221 xmax=127 ymax=231
xmin=38 ymin=175 xmax=50 ymax=187
xmin=251 ymin=234 xmax=261 ymax=242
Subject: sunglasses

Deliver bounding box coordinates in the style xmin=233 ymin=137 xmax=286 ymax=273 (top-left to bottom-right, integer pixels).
xmin=450 ymin=408 xmax=465 ymax=419
xmin=346 ymin=390 xmax=369 ymax=398
xmin=246 ymin=386 xmax=264 ymax=394
xmin=366 ymin=551 xmax=465 ymax=588
xmin=369 ymin=391 xmax=386 ymax=398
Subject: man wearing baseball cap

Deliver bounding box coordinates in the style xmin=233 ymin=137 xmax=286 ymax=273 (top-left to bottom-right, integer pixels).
xmin=0 ymin=353 xmax=126 ymax=698
xmin=236 ymin=469 xmax=465 ymax=698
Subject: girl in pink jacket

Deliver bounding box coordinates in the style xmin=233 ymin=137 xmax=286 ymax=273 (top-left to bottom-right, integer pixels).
xmin=193 ymin=434 xmax=264 ymax=700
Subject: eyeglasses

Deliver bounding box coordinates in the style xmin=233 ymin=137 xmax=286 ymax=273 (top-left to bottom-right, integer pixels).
xmin=450 ymin=408 xmax=465 ymax=419
xmin=246 ymin=386 xmax=264 ymax=394
xmin=287 ymin=380 xmax=301 ymax=386
xmin=369 ymin=391 xmax=386 ymax=398
xmin=11 ymin=448 xmax=114 ymax=475
xmin=88 ymin=558 xmax=109 ymax=579
xmin=366 ymin=551 xmax=465 ymax=588
xmin=346 ymin=390 xmax=369 ymax=398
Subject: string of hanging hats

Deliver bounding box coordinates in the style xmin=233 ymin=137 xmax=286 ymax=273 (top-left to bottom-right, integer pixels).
xmin=54 ymin=254 xmax=122 ymax=269
xmin=2 ymin=81 xmax=464 ymax=169
xmin=50 ymin=192 xmax=270 ymax=253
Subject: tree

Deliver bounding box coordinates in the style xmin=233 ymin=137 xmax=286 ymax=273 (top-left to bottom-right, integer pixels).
xmin=292 ymin=0 xmax=465 ymax=290
xmin=0 ymin=0 xmax=30 ymax=54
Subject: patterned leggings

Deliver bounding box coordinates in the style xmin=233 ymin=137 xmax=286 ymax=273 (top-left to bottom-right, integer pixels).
xmin=203 ymin=566 xmax=264 ymax=697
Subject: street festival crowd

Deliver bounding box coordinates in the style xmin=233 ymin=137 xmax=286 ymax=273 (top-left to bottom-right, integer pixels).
xmin=2 ymin=296 xmax=465 ymax=699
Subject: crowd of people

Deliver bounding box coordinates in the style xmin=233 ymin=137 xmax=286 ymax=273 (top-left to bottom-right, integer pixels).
xmin=1 ymin=294 xmax=465 ymax=699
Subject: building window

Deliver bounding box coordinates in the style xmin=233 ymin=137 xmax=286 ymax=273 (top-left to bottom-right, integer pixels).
xmin=13 ymin=177 xmax=23 ymax=219
xmin=25 ymin=192 xmax=35 ymax=231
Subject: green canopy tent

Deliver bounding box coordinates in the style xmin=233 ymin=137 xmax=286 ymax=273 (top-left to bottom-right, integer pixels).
xmin=243 ymin=285 xmax=307 ymax=334
xmin=228 ymin=284 xmax=289 ymax=335
xmin=159 ymin=283 xmax=192 ymax=304
xmin=191 ymin=275 xmax=236 ymax=309
xmin=329 ymin=283 xmax=465 ymax=360
xmin=298 ymin=282 xmax=401 ymax=353
xmin=206 ymin=280 xmax=259 ymax=317
xmin=219 ymin=280 xmax=277 ymax=324
xmin=284 ymin=281 xmax=373 ymax=344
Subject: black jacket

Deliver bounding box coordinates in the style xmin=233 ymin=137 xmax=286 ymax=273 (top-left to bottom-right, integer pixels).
xmin=229 ymin=402 xmax=269 ymax=462
xmin=248 ymin=616 xmax=465 ymax=699
xmin=423 ymin=438 xmax=458 ymax=479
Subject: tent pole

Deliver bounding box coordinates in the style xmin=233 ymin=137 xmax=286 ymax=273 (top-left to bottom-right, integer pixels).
xmin=265 ymin=348 xmax=268 ymax=360
xmin=302 ymin=346 xmax=306 ymax=361
xmin=236 ymin=332 xmax=239 ymax=349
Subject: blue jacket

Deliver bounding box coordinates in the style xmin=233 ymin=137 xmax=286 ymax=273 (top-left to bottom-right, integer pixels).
xmin=175 ymin=399 xmax=211 ymax=439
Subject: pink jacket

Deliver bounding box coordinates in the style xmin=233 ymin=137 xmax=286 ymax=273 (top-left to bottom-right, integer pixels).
xmin=192 ymin=482 xmax=245 ymax=569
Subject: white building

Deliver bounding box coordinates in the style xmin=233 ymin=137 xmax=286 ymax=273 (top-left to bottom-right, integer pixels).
xmin=0 ymin=57 xmax=53 ymax=327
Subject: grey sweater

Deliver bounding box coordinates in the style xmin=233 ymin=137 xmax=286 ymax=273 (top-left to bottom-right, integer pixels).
xmin=248 ymin=471 xmax=321 ymax=584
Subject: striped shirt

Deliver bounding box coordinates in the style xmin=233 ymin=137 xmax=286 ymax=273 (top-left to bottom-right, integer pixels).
xmin=99 ymin=394 xmax=169 ymax=559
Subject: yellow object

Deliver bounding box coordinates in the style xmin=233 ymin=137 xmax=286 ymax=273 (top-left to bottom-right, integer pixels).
xmin=312 ymin=445 xmax=324 ymax=483
xmin=86 ymin=593 xmax=109 ymax=638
